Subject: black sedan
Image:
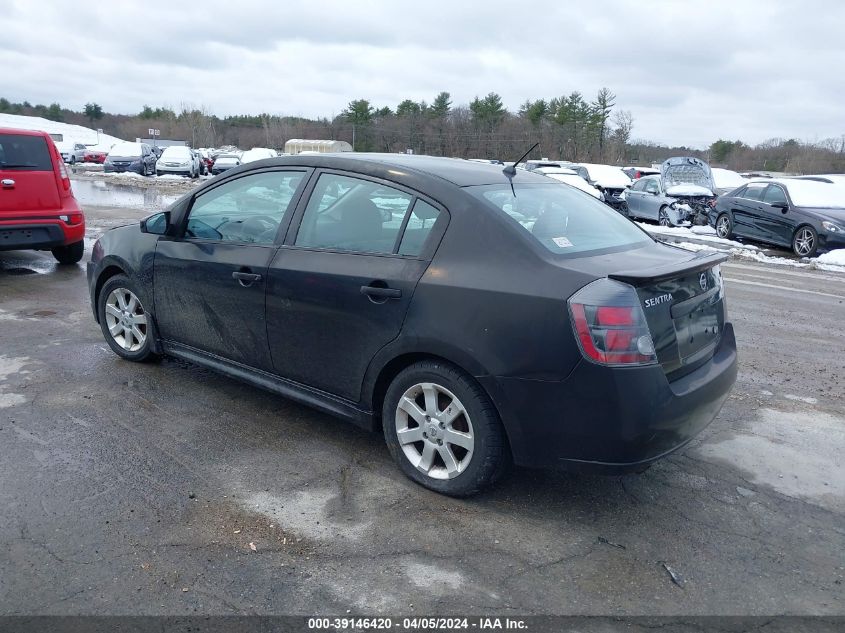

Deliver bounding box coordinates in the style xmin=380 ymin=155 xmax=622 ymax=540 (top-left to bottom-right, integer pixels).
xmin=709 ymin=178 xmax=845 ymax=257
xmin=87 ymin=154 xmax=737 ymax=496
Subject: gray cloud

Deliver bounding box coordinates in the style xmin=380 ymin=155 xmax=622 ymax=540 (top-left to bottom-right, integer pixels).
xmin=3 ymin=0 xmax=844 ymax=147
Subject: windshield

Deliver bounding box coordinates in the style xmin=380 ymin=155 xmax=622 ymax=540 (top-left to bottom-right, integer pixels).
xmin=160 ymin=147 xmax=191 ymax=160
xmin=781 ymin=180 xmax=845 ymax=208
xmin=109 ymin=143 xmax=142 ymax=158
xmin=466 ymin=183 xmax=651 ymax=255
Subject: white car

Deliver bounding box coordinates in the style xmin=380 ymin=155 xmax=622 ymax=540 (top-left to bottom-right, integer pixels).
xmin=533 ymin=167 xmax=603 ymax=199
xmin=241 ymin=147 xmax=277 ymax=163
xmin=155 ymin=146 xmax=200 ymax=178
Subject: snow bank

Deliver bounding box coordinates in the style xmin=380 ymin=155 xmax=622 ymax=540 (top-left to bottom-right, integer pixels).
xmin=637 ymin=222 xmax=757 ymax=250
xmin=0 ymin=113 xmax=125 ymax=149
xmin=816 ymin=249 xmax=845 ymax=266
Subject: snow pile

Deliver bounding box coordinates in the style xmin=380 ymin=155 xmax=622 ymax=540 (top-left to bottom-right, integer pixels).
xmin=816 ymin=249 xmax=845 ymax=267
xmin=0 ymin=113 xmax=125 ymax=148
xmin=637 ymin=222 xmax=757 ymax=250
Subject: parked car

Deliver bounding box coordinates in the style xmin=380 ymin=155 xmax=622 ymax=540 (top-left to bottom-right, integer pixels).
xmin=649 ymin=157 xmax=717 ymax=225
xmin=519 ymin=159 xmax=573 ymax=171
xmin=711 ymin=167 xmax=748 ymax=196
xmin=0 ymin=127 xmax=86 ymax=264
xmin=155 ymin=145 xmax=200 ymax=178
xmin=709 ymin=178 xmax=845 ymax=257
xmin=624 ymin=172 xmax=714 ymax=227
xmin=87 ymin=154 xmax=737 ymax=496
xmin=58 ymin=142 xmax=88 ymax=164
xmin=197 ymin=149 xmax=214 ymax=174
xmin=533 ymin=167 xmax=603 ymax=199
xmin=623 ymin=166 xmax=660 ymax=180
xmin=572 ymin=163 xmax=632 ymax=211
xmin=210 ymin=154 xmax=240 ymax=175
xmin=82 ymin=148 xmax=108 ymax=164
xmin=241 ymin=147 xmax=277 ymax=163
xmin=104 ymin=142 xmax=157 ymax=176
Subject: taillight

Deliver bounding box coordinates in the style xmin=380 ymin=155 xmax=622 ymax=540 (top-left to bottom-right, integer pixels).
xmin=568 ymin=278 xmax=657 ymax=366
xmin=57 ymin=156 xmax=71 ymax=191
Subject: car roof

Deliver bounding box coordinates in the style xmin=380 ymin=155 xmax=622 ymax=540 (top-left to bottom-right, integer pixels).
xmin=0 ymin=127 xmax=52 ymax=138
xmin=249 ymin=153 xmax=552 ymax=187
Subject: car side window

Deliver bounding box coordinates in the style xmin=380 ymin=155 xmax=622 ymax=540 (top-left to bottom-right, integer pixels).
xmin=185 ymin=171 xmax=304 ymax=244
xmin=762 ymin=185 xmax=788 ymax=206
xmin=630 ymin=179 xmax=647 ymax=192
xmin=295 ymin=173 xmax=414 ymax=254
xmin=644 ymin=179 xmax=660 ymax=194
xmin=742 ymin=183 xmax=767 ymax=201
xmin=399 ymin=199 xmax=441 ymax=256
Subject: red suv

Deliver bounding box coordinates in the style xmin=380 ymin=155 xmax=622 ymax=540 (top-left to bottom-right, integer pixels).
xmin=0 ymin=127 xmax=86 ymax=264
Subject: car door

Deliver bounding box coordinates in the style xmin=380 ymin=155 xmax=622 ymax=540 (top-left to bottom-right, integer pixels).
xmin=153 ymin=168 xmax=310 ymax=370
xmin=625 ymin=178 xmax=646 ymax=218
xmin=757 ymin=184 xmax=794 ymax=246
xmin=729 ymin=182 xmax=767 ymax=239
xmin=641 ymin=178 xmax=662 ymax=221
xmin=266 ymin=171 xmax=447 ymax=402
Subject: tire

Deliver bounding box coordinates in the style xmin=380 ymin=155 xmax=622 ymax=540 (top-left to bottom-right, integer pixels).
xmin=51 ymin=240 xmax=84 ymax=265
xmin=70 ymin=156 xmax=76 ymax=164
xmin=792 ymin=225 xmax=818 ymax=258
xmin=382 ymin=360 xmax=510 ymax=497
xmin=658 ymin=206 xmax=672 ymax=227
xmin=715 ymin=213 xmax=733 ymax=239
xmin=97 ymin=274 xmax=157 ymax=362
xmin=619 ymin=202 xmax=630 ymax=218
xmin=156 ymin=170 xmax=162 ymax=177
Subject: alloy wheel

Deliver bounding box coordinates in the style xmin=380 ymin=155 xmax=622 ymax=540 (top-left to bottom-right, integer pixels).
xmin=659 ymin=209 xmax=671 ymax=226
xmin=794 ymin=228 xmax=815 ymax=256
xmin=104 ymin=288 xmax=148 ymax=352
xmin=395 ymin=382 xmax=474 ymax=480
xmin=716 ymin=216 xmax=730 ymax=238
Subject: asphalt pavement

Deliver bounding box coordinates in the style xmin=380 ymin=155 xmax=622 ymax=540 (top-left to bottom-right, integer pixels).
xmin=0 ymin=203 xmax=843 ymax=616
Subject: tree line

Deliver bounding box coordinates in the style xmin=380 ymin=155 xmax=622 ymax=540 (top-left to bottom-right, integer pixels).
xmin=2 ymin=93 xmax=844 ymax=173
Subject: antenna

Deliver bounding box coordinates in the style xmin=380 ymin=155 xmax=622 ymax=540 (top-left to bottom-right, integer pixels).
xmin=502 ymin=142 xmax=539 ymax=196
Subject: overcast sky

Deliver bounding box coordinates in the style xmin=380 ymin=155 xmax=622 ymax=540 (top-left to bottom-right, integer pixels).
xmin=3 ymin=0 xmax=844 ymax=148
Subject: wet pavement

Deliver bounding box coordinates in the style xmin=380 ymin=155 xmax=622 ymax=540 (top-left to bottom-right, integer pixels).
xmin=0 ymin=200 xmax=843 ymax=616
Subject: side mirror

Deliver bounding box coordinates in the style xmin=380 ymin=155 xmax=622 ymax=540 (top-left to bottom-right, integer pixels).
xmin=771 ymin=201 xmax=788 ymax=210
xmin=140 ymin=211 xmax=170 ymax=235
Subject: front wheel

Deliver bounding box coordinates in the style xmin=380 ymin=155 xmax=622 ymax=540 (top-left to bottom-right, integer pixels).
xmin=383 ymin=360 xmax=510 ymax=497
xmin=715 ymin=213 xmax=733 ymax=239
xmin=52 ymin=240 xmax=84 ymax=264
xmin=793 ymin=225 xmax=818 ymax=258
xmin=97 ymin=275 xmax=157 ymax=362
xmin=658 ymin=206 xmax=672 ymax=227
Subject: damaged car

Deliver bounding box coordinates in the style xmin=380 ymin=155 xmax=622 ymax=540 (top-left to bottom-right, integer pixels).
xmin=624 ymin=157 xmax=716 ymax=226
xmin=571 ymin=163 xmax=632 ymax=212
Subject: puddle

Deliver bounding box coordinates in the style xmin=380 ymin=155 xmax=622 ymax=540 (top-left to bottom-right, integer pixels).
xmin=695 ymin=408 xmax=845 ymax=513
xmin=2 ymin=267 xmax=38 ymax=276
xmin=71 ymin=179 xmax=183 ymax=212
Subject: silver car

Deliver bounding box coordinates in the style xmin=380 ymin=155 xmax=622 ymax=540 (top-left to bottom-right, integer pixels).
xmin=623 ymin=175 xmax=691 ymax=226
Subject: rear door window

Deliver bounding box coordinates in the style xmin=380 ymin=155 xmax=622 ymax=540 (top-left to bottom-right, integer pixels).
xmin=399 ymin=199 xmax=441 ymax=256
xmin=0 ymin=134 xmax=53 ymax=171
xmin=295 ymin=173 xmax=414 ymax=254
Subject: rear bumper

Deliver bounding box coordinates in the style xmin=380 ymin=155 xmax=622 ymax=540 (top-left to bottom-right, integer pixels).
xmin=0 ymin=220 xmax=85 ymax=251
xmin=478 ymin=323 xmax=737 ymax=473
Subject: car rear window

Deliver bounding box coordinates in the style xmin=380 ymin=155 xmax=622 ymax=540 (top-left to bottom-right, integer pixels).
xmin=0 ymin=134 xmax=54 ymax=171
xmin=466 ymin=183 xmax=651 ymax=256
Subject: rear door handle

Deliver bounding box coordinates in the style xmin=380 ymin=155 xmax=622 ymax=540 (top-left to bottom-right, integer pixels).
xmin=1 ymin=179 xmax=14 ymax=188
xmin=232 ymin=271 xmax=262 ymax=285
xmin=360 ymin=285 xmax=401 ymax=299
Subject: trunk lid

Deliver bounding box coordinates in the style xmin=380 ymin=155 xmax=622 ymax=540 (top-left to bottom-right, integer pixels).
xmin=609 ymin=250 xmax=728 ymax=379
xmin=0 ymin=132 xmax=61 ymax=215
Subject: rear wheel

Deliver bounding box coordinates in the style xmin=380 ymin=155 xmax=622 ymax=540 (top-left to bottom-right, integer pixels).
xmin=51 ymin=240 xmax=84 ymax=265
xmin=97 ymin=275 xmax=156 ymax=362
xmin=658 ymin=206 xmax=672 ymax=227
xmin=715 ymin=213 xmax=733 ymax=239
xmin=792 ymin=225 xmax=818 ymax=258
xmin=383 ymin=360 xmax=510 ymax=497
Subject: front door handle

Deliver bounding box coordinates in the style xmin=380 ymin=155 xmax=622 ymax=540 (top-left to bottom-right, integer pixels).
xmin=1 ymin=179 xmax=14 ymax=188
xmin=360 ymin=285 xmax=401 ymax=299
xmin=232 ymin=271 xmax=262 ymax=286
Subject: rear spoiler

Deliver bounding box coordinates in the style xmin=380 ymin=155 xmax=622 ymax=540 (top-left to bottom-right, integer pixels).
xmin=608 ymin=252 xmax=728 ymax=286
